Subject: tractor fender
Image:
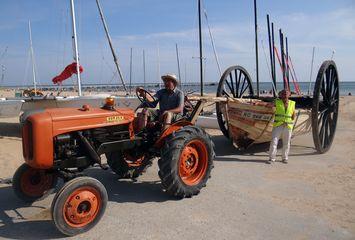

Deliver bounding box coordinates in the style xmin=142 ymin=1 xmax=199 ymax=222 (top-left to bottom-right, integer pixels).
xmin=154 ymin=121 xmax=193 ymax=148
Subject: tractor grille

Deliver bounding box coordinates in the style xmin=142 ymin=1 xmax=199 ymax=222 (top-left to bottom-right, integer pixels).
xmin=22 ymin=120 xmax=33 ymax=160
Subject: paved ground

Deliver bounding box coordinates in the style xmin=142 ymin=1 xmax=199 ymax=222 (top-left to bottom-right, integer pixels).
xmin=0 ymin=116 xmax=354 ymax=239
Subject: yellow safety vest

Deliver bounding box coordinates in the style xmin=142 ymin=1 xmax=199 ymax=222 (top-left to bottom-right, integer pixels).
xmin=273 ymin=99 xmax=295 ymax=130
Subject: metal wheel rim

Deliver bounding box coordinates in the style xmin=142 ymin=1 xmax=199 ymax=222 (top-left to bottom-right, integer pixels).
xmin=178 ymin=139 xmax=208 ymax=186
xmin=63 ymin=186 xmax=101 ymax=228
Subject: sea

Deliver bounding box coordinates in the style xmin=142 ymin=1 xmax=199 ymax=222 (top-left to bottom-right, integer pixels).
xmin=4 ymin=81 xmax=355 ymax=96
xmin=181 ymin=81 xmax=355 ymax=96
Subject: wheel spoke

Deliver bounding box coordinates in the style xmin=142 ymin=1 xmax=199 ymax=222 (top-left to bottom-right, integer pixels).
xmin=323 ymin=113 xmax=330 ymax=146
xmin=229 ymin=73 xmax=235 ymax=97
xmin=235 ymin=69 xmax=240 ymax=97
xmin=241 ymin=81 xmax=250 ymax=96
xmin=238 ymin=69 xmax=242 ymax=86
xmin=239 ymin=75 xmax=246 ymax=98
xmin=224 ymin=79 xmax=234 ymax=96
xmin=222 ymin=90 xmax=231 ymax=97
xmin=325 ymin=68 xmax=331 ymax=98
xmin=319 ymin=111 xmax=327 ymax=134
xmin=329 ymin=68 xmax=336 ymax=98
xmin=331 ymin=80 xmax=338 ymax=99
xmin=317 ymin=109 xmax=327 ymax=125
xmin=324 ymin=114 xmax=331 ymax=147
xmin=319 ymin=119 xmax=325 ymax=147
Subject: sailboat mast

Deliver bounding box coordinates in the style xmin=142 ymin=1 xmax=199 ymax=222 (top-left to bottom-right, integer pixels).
xmin=28 ymin=20 xmax=37 ymax=96
xmin=96 ymin=0 xmax=128 ymax=93
xmin=143 ymin=50 xmax=146 ymax=88
xmin=157 ymin=44 xmax=161 ymax=88
xmin=175 ymin=43 xmax=182 ymax=89
xmin=70 ymin=0 xmax=82 ymax=96
xmin=129 ymin=47 xmax=133 ymax=94
xmin=198 ymin=0 xmax=204 ymax=96
xmin=253 ymin=0 xmax=259 ymax=97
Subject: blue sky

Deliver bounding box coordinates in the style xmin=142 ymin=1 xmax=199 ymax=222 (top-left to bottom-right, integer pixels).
xmin=0 ymin=0 xmax=354 ymax=88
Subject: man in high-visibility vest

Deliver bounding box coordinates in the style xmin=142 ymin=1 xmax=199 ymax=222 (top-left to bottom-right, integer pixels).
xmin=268 ymin=89 xmax=296 ymax=164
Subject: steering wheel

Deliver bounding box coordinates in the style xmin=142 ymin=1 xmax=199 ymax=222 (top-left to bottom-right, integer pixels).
xmin=135 ymin=88 xmax=156 ymax=109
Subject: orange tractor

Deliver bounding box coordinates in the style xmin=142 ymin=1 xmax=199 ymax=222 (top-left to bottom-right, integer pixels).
xmin=12 ymin=90 xmax=214 ymax=236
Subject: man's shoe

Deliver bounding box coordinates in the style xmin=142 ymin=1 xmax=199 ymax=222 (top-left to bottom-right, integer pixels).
xmin=282 ymin=159 xmax=288 ymax=164
xmin=266 ymin=159 xmax=275 ymax=164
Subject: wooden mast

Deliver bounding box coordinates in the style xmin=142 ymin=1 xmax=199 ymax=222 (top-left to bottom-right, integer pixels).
xmin=253 ymin=0 xmax=259 ymax=97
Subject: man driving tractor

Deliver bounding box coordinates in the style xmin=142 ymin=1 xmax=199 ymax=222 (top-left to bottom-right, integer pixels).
xmin=136 ymin=73 xmax=184 ymax=131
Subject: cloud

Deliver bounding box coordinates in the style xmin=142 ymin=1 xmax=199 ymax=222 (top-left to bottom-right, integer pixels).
xmin=102 ymin=7 xmax=354 ymax=84
xmin=1 ymin=5 xmax=354 ymax=87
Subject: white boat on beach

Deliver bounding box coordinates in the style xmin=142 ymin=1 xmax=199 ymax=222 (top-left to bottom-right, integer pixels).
xmin=0 ymin=98 xmax=24 ymax=118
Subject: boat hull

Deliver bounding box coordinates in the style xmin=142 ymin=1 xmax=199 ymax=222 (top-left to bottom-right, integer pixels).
xmin=224 ymin=98 xmax=311 ymax=147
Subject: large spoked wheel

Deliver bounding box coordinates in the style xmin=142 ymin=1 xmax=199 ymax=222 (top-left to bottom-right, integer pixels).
xmin=158 ymin=126 xmax=214 ymax=198
xmin=216 ymin=65 xmax=254 ymax=138
xmin=12 ymin=163 xmax=58 ymax=203
xmin=51 ymin=177 xmax=108 ymax=236
xmin=312 ymin=60 xmax=339 ymax=154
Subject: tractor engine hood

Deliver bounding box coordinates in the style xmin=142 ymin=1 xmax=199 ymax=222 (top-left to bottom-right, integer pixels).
xmin=22 ymin=106 xmax=135 ymax=169
xmin=45 ymin=107 xmax=134 ymax=136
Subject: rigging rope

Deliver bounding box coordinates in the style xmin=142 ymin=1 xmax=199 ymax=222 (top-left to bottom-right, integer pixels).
xmin=286 ymin=57 xmax=301 ymax=95
xmin=261 ymin=40 xmax=277 ymax=94
xmin=284 ymin=53 xmax=300 ymax=95
xmin=202 ymin=1 xmax=222 ymax=76
xmin=288 ymin=56 xmax=301 ymax=94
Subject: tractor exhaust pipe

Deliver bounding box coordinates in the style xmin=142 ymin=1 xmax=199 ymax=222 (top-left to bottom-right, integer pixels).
xmin=77 ymin=131 xmax=108 ymax=170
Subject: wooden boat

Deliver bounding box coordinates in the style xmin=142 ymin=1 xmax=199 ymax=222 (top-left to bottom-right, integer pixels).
xmin=220 ymin=98 xmax=312 ymax=148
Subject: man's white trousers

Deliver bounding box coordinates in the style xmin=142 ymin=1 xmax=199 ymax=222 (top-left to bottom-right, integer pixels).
xmin=269 ymin=125 xmax=292 ymax=161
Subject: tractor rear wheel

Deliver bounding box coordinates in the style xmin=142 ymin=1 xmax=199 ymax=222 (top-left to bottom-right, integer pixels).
xmin=106 ymin=151 xmax=152 ymax=179
xmin=158 ymin=126 xmax=214 ymax=198
xmin=12 ymin=163 xmax=57 ymax=203
xmin=51 ymin=177 xmax=108 ymax=236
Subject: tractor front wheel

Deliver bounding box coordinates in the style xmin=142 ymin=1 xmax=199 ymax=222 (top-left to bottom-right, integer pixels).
xmin=51 ymin=177 xmax=108 ymax=236
xmin=12 ymin=163 xmax=57 ymax=203
xmin=158 ymin=126 xmax=214 ymax=198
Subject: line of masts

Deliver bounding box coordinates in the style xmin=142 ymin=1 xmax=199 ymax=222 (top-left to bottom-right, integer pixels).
xmin=68 ymin=0 xmax=206 ymax=96
xmin=14 ymin=0 xmax=331 ymax=99
xmin=44 ymin=0 xmax=307 ymax=98
xmin=256 ymin=2 xmax=303 ymax=96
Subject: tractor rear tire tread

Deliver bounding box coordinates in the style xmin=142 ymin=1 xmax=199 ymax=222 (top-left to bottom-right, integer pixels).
xmin=158 ymin=126 xmax=214 ymax=198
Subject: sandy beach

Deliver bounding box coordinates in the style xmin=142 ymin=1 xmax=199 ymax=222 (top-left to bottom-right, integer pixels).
xmin=0 ymin=96 xmax=354 ymax=239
